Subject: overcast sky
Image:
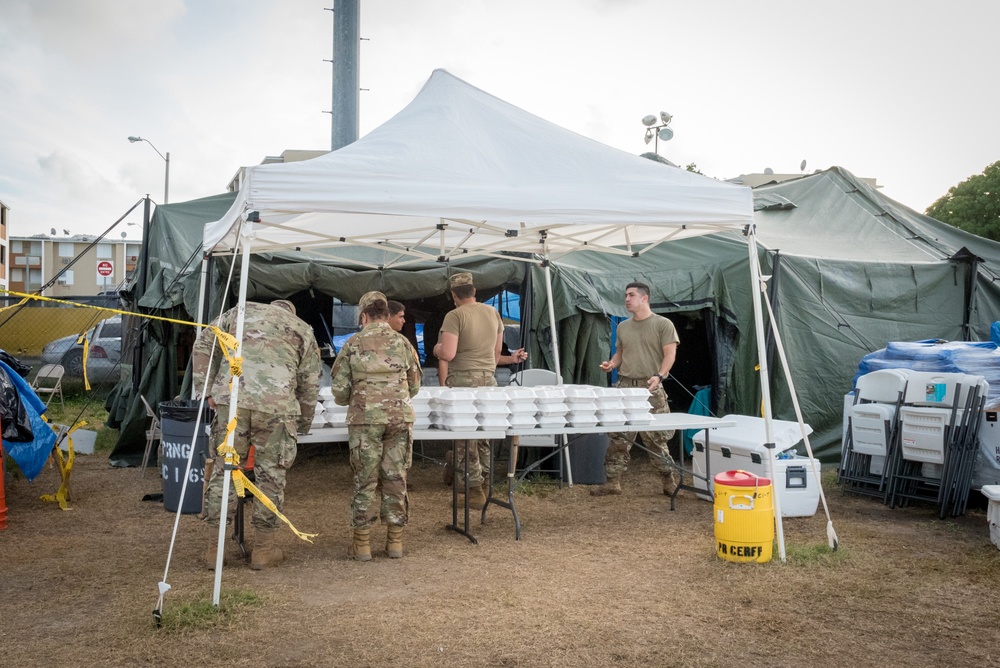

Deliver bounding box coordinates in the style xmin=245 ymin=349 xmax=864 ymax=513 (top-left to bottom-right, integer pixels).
xmin=1 ymin=0 xmax=997 ymax=239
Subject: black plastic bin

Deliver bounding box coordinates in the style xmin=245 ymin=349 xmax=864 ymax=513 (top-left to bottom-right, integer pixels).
xmin=562 ymin=433 xmax=609 ymax=485
xmin=159 ymin=400 xmax=212 ymax=514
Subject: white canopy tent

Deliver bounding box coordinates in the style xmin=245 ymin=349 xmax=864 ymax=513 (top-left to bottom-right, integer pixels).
xmin=187 ymin=69 xmax=831 ymax=605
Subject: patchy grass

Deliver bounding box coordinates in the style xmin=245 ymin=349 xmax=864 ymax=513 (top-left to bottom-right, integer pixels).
xmin=156 ymin=589 xmax=263 ymax=632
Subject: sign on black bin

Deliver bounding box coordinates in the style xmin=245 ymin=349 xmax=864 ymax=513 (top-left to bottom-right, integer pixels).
xmin=159 ymin=400 xmax=212 ymax=514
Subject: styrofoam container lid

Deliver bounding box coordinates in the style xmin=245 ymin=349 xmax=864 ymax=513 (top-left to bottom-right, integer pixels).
xmin=438 ymin=416 xmax=481 ymax=430
xmin=477 ymin=403 xmax=511 ymax=415
xmin=475 ymin=388 xmax=510 ymax=403
xmin=981 ymin=485 xmax=1000 ymax=501
xmin=536 ymin=402 xmax=568 ymax=415
xmin=508 ymin=403 xmax=539 ymax=414
xmin=478 ymin=416 xmax=511 ymax=428
xmin=534 ymin=388 xmax=566 ymax=403
xmin=436 ymin=403 xmax=479 ymax=416
xmin=621 ymin=387 xmax=650 ymax=397
xmin=437 ymin=389 xmax=477 ymax=403
xmin=567 ymin=418 xmax=599 ymax=427
xmin=537 ymin=415 xmax=567 ymax=426
xmin=564 ymin=386 xmax=598 ymax=400
xmin=506 ymin=388 xmax=536 ymax=401
xmin=508 ymin=414 xmax=538 ymax=427
xmin=318 ymin=387 xmax=334 ymax=399
xmin=622 ymin=399 xmax=651 ymax=409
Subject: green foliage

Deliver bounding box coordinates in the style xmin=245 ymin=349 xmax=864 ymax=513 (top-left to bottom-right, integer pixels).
xmin=156 ymin=589 xmax=262 ymax=632
xmin=685 ymin=162 xmax=703 ymax=175
xmin=926 ymin=161 xmax=1000 ymax=240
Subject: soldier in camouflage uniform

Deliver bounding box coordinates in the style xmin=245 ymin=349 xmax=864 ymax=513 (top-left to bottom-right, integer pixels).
xmin=593 ymin=282 xmax=681 ymax=497
xmin=330 ymin=291 xmax=422 ymax=561
xmin=192 ymin=299 xmax=321 ymax=569
xmin=432 ymin=272 xmax=504 ymax=510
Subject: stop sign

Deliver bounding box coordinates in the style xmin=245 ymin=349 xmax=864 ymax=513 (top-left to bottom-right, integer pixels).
xmin=97 ymin=261 xmax=114 ymax=277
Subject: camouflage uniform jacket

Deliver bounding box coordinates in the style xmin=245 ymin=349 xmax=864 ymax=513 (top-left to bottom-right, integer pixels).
xmin=330 ymin=321 xmax=422 ymax=425
xmin=191 ymin=301 xmax=322 ymax=419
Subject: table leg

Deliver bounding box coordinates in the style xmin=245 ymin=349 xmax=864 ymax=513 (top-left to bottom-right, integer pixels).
xmin=482 ymin=436 xmax=521 ymax=540
xmin=445 ymin=439 xmax=478 ymax=544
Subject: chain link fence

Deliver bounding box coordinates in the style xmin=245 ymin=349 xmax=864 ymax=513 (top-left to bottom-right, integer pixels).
xmin=0 ymin=295 xmax=124 ymax=379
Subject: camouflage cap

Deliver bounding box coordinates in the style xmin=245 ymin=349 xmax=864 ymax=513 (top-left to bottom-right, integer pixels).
xmin=449 ymin=272 xmax=474 ymax=289
xmin=271 ymin=299 xmax=296 ymax=316
xmin=358 ymin=291 xmax=387 ymax=310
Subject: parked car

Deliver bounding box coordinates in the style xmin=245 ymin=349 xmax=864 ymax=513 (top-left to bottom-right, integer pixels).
xmin=40 ymin=315 xmax=123 ymax=379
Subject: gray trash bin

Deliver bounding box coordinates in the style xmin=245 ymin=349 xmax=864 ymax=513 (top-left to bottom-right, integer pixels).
xmin=563 ymin=433 xmax=609 ymax=485
xmin=159 ymin=400 xmax=212 ymax=514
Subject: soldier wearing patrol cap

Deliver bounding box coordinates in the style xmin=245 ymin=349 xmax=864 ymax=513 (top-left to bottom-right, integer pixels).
xmin=331 ymin=291 xmax=422 ymax=560
xmin=432 ymin=272 xmax=504 ymax=509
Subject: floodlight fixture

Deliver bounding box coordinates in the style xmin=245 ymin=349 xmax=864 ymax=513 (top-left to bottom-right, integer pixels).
xmin=660 ymin=111 xmax=672 ymax=125
xmin=658 ymin=127 xmax=674 ymax=142
xmin=641 ymin=115 xmax=657 ymax=127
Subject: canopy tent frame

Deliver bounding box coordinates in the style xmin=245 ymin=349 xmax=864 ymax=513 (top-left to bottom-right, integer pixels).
xmin=165 ymin=69 xmax=834 ymax=607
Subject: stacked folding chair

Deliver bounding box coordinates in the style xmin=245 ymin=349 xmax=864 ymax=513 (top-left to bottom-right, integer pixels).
xmin=886 ymin=371 xmax=988 ymax=518
xmin=839 ymin=369 xmax=908 ymax=501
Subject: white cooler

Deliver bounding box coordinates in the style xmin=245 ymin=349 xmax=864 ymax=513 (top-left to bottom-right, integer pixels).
xmin=982 ymin=485 xmax=1000 ymax=550
xmin=691 ymin=414 xmax=821 ymax=517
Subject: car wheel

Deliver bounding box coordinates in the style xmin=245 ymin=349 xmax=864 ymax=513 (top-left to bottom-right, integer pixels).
xmin=62 ymin=349 xmax=84 ymax=376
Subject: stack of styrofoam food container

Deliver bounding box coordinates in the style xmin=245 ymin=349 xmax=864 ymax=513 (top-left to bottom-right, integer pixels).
xmin=321 ymin=389 xmax=348 ymax=428
xmin=594 ymin=387 xmax=627 ymax=427
xmin=434 ymin=388 xmax=480 ymax=431
xmin=411 ymin=388 xmax=433 ymax=429
xmin=621 ymin=387 xmax=654 ymax=425
xmin=506 ymin=388 xmax=539 ymax=429
xmin=420 ymin=387 xmax=449 ymax=428
xmin=563 ymin=385 xmax=599 ymax=427
xmin=475 ymin=387 xmax=511 ymax=430
xmin=311 ymin=399 xmax=328 ymax=429
xmin=534 ymin=386 xmax=569 ymax=429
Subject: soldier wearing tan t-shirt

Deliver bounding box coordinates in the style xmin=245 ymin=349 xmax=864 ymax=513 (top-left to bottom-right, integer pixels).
xmin=593 ymin=281 xmax=681 ymax=496
xmin=433 ymin=272 xmax=504 ymax=509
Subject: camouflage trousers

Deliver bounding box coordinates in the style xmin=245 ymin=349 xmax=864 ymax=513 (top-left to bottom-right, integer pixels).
xmin=605 ymin=377 xmax=677 ymax=481
xmin=204 ymin=405 xmax=298 ymax=532
xmin=446 ymin=370 xmax=497 ymax=486
xmin=349 ymin=422 xmax=412 ymax=529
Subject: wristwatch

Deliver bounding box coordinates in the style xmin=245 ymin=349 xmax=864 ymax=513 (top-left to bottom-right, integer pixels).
xmin=654 ymin=373 xmax=665 ymax=383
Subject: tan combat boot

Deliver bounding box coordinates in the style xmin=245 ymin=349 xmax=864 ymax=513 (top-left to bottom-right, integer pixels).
xmin=250 ymin=529 xmax=284 ymax=570
xmin=662 ymin=471 xmax=680 ymax=496
xmin=348 ymin=527 xmax=372 ymax=562
xmin=386 ymin=525 xmax=404 ymax=559
xmin=203 ymin=541 xmax=229 ymax=569
xmin=590 ymin=476 xmax=622 ymax=496
xmin=443 ymin=450 xmax=454 ymax=486
xmin=467 ymin=484 xmax=487 ymax=510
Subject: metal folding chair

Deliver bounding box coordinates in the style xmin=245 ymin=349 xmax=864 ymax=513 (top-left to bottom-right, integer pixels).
xmin=139 ymin=395 xmax=162 ymax=478
xmin=31 ymin=364 xmax=66 ymax=410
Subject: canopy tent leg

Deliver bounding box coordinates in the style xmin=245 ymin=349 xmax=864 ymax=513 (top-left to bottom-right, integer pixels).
xmin=746 ymin=228 xmax=787 ymax=561
xmin=212 ymin=219 xmax=255 ymax=606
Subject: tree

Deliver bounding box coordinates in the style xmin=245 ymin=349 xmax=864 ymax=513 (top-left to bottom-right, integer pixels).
xmin=926 ymin=161 xmax=1000 ymax=241
xmin=685 ymin=163 xmax=703 ymax=175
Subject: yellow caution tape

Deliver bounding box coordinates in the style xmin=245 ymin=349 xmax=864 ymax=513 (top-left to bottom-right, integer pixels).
xmin=1 ymin=289 xmax=240 ymax=386
xmin=40 ymin=420 xmax=87 ymax=511
xmin=212 ymin=420 xmax=317 ymax=543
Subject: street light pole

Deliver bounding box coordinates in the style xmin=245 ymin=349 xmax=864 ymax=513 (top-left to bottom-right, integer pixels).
xmin=128 ymin=136 xmax=170 ymax=203
xmin=641 ymin=112 xmax=674 ymax=156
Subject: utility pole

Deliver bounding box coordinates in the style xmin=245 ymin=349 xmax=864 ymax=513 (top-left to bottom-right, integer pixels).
xmin=330 ymin=0 xmax=360 ymax=151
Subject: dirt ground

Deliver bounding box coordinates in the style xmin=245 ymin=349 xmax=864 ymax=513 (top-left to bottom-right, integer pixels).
xmin=1 ymin=442 xmax=998 ymax=668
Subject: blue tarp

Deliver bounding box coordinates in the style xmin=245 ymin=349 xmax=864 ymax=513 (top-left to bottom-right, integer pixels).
xmin=0 ymin=361 xmax=57 ymax=481
xmin=854 ymin=339 xmax=1000 ymax=409
xmin=333 ymin=324 xmax=426 ymax=364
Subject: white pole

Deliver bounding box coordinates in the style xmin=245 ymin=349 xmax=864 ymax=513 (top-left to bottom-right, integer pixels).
xmin=541 ymin=256 xmax=573 ymax=484
xmin=746 ymin=227 xmax=786 ymax=561
xmin=212 ymin=220 xmax=254 ymax=606
xmin=542 ymin=261 xmax=562 ymax=383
